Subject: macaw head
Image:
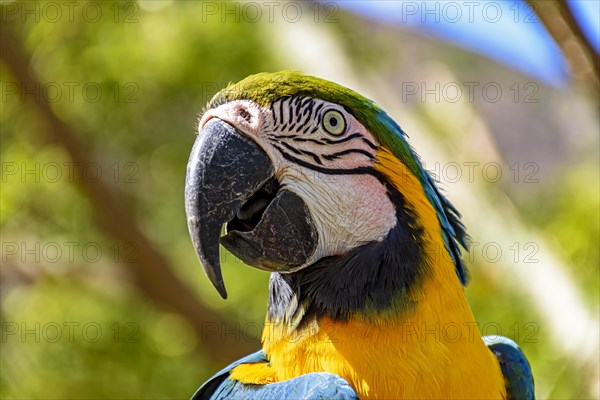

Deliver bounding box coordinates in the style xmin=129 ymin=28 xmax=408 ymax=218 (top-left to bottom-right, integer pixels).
xmin=185 ymin=71 xmax=467 ymax=320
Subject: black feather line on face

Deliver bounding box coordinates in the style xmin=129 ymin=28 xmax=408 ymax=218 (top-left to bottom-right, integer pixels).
xmin=291 ymin=137 xmax=326 ymax=145
xmin=322 ymin=148 xmax=375 ymax=161
xmin=274 ymin=147 xmax=377 ymax=176
xmin=270 ymin=103 xmax=277 ymax=124
xmin=278 ymin=98 xmax=286 ymax=127
xmin=268 ymin=180 xmax=426 ymax=326
xmin=277 ymin=142 xmax=323 ymax=165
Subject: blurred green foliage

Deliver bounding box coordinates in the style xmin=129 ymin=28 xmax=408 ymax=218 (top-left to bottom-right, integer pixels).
xmin=1 ymin=1 xmax=598 ymax=399
xmin=524 ymin=161 xmax=600 ymax=305
xmin=2 ymin=2 xmax=274 ymax=398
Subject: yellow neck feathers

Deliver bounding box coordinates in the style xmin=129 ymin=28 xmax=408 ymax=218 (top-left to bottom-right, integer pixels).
xmin=231 ymin=149 xmax=505 ymax=399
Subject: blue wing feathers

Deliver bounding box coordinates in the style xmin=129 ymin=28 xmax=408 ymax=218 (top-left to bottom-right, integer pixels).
xmin=484 ymin=336 xmax=535 ymax=400
xmin=191 ymin=350 xmax=268 ymax=400
xmin=208 ymin=373 xmax=358 ymax=400
xmin=191 ymin=350 xmax=358 ymax=400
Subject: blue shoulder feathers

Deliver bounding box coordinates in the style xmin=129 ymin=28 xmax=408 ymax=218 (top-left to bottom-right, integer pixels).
xmin=191 ymin=350 xmax=358 ymax=400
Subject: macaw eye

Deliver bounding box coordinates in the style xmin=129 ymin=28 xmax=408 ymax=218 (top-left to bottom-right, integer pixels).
xmin=322 ymin=109 xmax=346 ymax=136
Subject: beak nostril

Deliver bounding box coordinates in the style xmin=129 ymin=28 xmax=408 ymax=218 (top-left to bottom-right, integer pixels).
xmin=238 ymin=108 xmax=252 ymax=123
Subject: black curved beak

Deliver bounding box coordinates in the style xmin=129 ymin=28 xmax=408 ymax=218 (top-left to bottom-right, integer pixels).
xmin=184 ymin=119 xmax=273 ymax=299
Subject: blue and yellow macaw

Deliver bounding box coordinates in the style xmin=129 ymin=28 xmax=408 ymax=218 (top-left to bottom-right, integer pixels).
xmin=184 ymin=71 xmax=534 ymax=399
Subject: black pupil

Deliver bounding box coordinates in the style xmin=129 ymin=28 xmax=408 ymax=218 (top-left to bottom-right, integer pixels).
xmin=329 ymin=117 xmax=338 ymax=126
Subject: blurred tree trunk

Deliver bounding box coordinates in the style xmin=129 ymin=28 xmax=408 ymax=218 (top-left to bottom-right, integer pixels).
xmin=528 ymin=0 xmax=599 ymax=93
xmin=0 ymin=22 xmax=255 ymax=364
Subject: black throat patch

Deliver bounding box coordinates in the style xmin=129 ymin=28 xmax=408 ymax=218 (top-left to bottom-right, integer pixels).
xmin=268 ymin=181 xmax=427 ymax=327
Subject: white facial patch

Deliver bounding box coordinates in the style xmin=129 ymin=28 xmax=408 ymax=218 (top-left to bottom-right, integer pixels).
xmin=201 ymin=97 xmax=398 ymax=270
xmin=281 ymin=169 xmax=397 ymax=267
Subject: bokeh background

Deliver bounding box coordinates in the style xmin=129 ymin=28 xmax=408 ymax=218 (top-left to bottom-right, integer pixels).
xmin=1 ymin=0 xmax=598 ymax=398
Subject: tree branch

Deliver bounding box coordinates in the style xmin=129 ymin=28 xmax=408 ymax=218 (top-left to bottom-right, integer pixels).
xmin=528 ymin=0 xmax=599 ymax=93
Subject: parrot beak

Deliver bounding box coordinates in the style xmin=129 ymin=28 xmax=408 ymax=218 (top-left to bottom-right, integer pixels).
xmin=185 ymin=118 xmax=318 ymax=299
xmin=185 ymin=118 xmax=274 ymax=299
